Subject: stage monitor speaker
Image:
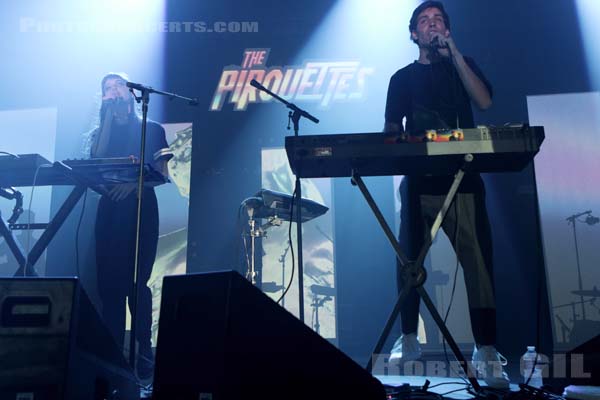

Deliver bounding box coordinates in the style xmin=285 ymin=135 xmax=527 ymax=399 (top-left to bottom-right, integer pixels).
xmin=153 ymin=270 xmax=386 ymax=400
xmin=0 ymin=277 xmax=137 ymax=400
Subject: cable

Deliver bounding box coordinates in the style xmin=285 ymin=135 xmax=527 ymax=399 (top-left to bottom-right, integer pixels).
xmin=74 ymin=189 xmax=88 ymax=278
xmin=275 ymin=186 xmax=296 ymax=305
xmin=440 ymin=199 xmax=471 ymax=384
xmin=427 ymin=381 xmax=471 ymax=389
xmin=384 ymin=385 xmax=448 ymax=400
xmin=425 ymin=54 xmax=461 ymax=131
xmin=439 ymin=386 xmax=472 ymax=397
xmin=22 ymin=163 xmax=51 ymax=276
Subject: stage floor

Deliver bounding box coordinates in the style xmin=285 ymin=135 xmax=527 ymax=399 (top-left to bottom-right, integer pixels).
xmin=375 ymin=375 xmax=519 ymax=399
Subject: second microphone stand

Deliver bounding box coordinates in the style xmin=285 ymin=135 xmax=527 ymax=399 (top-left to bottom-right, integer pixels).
xmin=249 ymin=79 xmax=319 ymax=322
xmin=566 ymin=209 xmax=599 ymax=322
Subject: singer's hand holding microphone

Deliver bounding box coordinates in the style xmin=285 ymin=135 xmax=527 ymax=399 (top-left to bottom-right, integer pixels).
xmin=428 ymin=32 xmax=458 ymax=58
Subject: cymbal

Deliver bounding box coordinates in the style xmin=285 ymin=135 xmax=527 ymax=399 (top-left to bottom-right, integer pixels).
xmin=572 ymin=288 xmax=600 ymax=297
xmin=250 ymin=188 xmax=329 ymax=223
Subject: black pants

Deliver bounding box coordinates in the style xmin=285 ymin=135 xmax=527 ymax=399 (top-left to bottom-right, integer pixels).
xmin=95 ymin=189 xmax=158 ymax=353
xmin=397 ymin=175 xmax=497 ymax=346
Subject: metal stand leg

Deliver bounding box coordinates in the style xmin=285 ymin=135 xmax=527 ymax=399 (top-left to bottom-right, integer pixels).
xmin=0 ymin=213 xmax=27 ymax=271
xmin=357 ymin=154 xmax=482 ymax=393
xmin=247 ymin=216 xmax=259 ymax=285
xmin=8 ymin=185 xmax=86 ymax=277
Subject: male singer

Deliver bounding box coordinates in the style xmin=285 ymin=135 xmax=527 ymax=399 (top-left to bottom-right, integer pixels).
xmin=384 ymin=2 xmax=509 ymax=389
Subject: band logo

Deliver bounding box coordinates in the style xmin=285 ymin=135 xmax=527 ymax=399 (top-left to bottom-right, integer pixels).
xmin=210 ymin=48 xmax=374 ymax=111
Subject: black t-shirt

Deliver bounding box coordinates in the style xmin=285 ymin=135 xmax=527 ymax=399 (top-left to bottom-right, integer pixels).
xmin=385 ymin=56 xmax=492 ymax=132
xmin=384 ymin=57 xmax=492 ymax=194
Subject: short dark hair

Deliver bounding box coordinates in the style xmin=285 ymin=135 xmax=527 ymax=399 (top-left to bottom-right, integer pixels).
xmin=409 ymin=1 xmax=451 ymax=35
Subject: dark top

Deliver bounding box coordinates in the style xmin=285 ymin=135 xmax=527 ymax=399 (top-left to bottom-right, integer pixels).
xmin=90 ymin=116 xmax=169 ymax=200
xmin=385 ymin=57 xmax=492 ymax=132
xmin=91 ymin=117 xmax=168 ymax=162
xmin=384 ymin=56 xmax=493 ymax=194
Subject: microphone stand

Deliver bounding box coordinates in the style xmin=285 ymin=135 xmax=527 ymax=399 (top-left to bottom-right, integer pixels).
xmin=125 ymin=81 xmax=198 ymax=371
xmin=249 ymin=79 xmax=319 ymax=322
xmin=566 ymin=210 xmax=591 ymax=321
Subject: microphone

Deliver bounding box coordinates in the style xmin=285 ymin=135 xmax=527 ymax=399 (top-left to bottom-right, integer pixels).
xmin=566 ymin=210 xmax=592 ymax=221
xmin=126 ymin=81 xmax=152 ymax=91
xmin=250 ymin=79 xmax=319 ymax=124
xmin=100 ymin=98 xmax=116 ymax=120
xmin=585 ymin=215 xmax=600 ymax=226
xmin=101 ymin=97 xmax=130 ymax=124
xmin=250 ymin=79 xmax=266 ymax=91
xmin=430 ymin=37 xmax=446 ymax=49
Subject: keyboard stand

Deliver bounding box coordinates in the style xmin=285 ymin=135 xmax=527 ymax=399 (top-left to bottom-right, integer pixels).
xmin=7 ymin=185 xmax=87 ymax=277
xmin=1 ymin=159 xmax=162 ymax=277
xmin=355 ymin=153 xmax=482 ymax=392
xmin=3 ymin=162 xmax=107 ymax=277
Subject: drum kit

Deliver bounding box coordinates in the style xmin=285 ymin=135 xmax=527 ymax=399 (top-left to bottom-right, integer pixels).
xmin=239 ymin=188 xmax=328 ymax=287
xmin=557 ymin=210 xmax=600 ymax=346
xmin=555 ymin=286 xmax=600 ymax=346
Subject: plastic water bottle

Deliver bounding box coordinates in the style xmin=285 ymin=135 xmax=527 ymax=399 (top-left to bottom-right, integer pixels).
xmin=521 ymin=346 xmax=543 ymax=388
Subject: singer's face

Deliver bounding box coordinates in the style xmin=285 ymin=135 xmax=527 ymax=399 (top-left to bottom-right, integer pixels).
xmin=103 ymin=77 xmax=130 ymax=101
xmin=411 ymin=7 xmax=449 ymax=47
xmin=102 ymin=77 xmax=132 ymax=123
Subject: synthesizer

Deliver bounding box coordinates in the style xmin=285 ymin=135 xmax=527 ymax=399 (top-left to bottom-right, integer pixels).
xmin=284 ymin=125 xmax=545 ymax=178
xmin=0 ymin=156 xmax=166 ymax=188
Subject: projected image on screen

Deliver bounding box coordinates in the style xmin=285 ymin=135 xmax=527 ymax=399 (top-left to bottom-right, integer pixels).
xmin=147 ymin=123 xmax=192 ymax=345
xmin=528 ymin=92 xmax=600 ymax=349
xmin=0 ymin=108 xmax=57 ymax=277
xmin=260 ymin=148 xmax=337 ymax=340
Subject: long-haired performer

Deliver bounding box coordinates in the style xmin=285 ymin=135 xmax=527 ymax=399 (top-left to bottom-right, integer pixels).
xmin=89 ymin=72 xmax=169 ymax=379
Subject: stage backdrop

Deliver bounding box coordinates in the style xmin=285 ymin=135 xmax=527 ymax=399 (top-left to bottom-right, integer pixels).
xmin=147 ymin=122 xmax=193 ymax=345
xmin=0 ymin=108 xmax=57 ymax=277
xmin=528 ymin=92 xmax=600 ymax=351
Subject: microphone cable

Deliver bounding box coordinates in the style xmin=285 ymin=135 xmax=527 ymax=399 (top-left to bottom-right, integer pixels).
xmin=275 ymin=186 xmax=296 ymax=305
xmin=74 ymin=189 xmax=89 ymax=278
xmin=22 ymin=162 xmax=53 ymax=276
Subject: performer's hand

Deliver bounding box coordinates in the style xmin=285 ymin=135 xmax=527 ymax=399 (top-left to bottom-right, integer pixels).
xmin=429 ymin=31 xmax=460 ymax=58
xmin=108 ymin=183 xmax=138 ymax=202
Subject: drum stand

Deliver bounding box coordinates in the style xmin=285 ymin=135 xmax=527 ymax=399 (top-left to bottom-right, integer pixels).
xmin=243 ymin=203 xmax=282 ymax=286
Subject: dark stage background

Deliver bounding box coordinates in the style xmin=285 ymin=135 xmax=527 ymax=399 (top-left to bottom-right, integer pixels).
xmin=1 ymin=0 xmax=598 ymax=380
